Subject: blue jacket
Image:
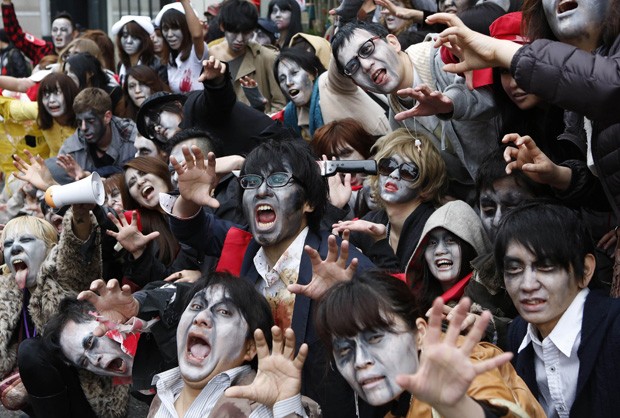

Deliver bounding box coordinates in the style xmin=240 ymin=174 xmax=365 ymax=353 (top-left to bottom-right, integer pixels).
xmin=507 ymin=290 xmax=620 ymax=418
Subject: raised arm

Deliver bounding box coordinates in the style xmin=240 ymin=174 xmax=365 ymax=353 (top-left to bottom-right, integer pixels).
xmin=180 ymin=0 xmax=206 ymax=60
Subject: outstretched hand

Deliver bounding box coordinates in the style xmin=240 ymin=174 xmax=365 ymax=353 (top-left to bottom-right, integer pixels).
xmin=77 ymin=278 xmax=140 ymax=337
xmin=106 ymin=210 xmax=160 ymax=259
xmin=288 ymin=232 xmax=357 ymax=300
xmin=198 ymin=56 xmax=227 ymax=83
xmin=56 ymin=154 xmax=86 ymax=180
xmin=332 ymin=219 xmax=386 ymax=242
xmin=12 ymin=150 xmax=56 ymax=191
xmin=225 ymin=326 xmax=307 ymax=408
xmin=394 ymin=84 xmax=454 ymax=120
xmin=170 ymin=145 xmax=220 ymax=209
xmin=396 ymin=297 xmax=513 ymax=417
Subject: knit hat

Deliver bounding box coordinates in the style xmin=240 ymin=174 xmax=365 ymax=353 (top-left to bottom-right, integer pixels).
xmin=111 ymin=15 xmax=155 ymax=36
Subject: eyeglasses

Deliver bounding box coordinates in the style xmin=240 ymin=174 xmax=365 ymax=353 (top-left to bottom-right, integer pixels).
xmin=238 ymin=172 xmax=297 ymax=189
xmin=377 ymin=158 xmax=419 ymax=182
xmin=344 ymin=36 xmax=382 ymax=77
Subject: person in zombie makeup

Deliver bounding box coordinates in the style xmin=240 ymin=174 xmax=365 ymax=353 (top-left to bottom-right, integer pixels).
xmin=314 ymin=270 xmax=545 ymax=418
xmin=208 ymin=0 xmax=286 ymax=114
xmin=1 ymin=0 xmax=77 ymax=65
xmin=118 ymin=65 xmax=171 ymax=122
xmin=495 ymin=201 xmax=620 ymax=418
xmin=268 ymin=0 xmax=302 ymax=49
xmin=52 ymin=87 xmax=137 ymax=183
xmin=166 ymin=137 xmax=376 ymax=416
xmin=333 ymin=129 xmax=446 ymax=272
xmin=331 ymin=20 xmax=500 ymax=200
xmin=0 ymin=211 xmax=130 ymax=417
xmin=136 ymin=91 xmax=186 ymax=150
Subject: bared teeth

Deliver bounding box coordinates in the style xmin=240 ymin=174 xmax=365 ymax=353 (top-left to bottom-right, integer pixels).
xmin=558 ymin=0 xmax=577 ymax=13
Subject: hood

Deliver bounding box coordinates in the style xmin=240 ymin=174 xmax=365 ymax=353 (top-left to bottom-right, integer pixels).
xmin=405 ymin=200 xmax=491 ymax=278
xmin=289 ymin=33 xmax=332 ymax=70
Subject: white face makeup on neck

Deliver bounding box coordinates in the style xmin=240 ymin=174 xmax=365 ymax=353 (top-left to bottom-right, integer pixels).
xmin=120 ymin=26 xmax=143 ymax=56
xmin=177 ymin=285 xmax=252 ymax=388
xmin=277 ymin=58 xmax=314 ymax=107
xmin=424 ymin=228 xmax=463 ymax=290
xmin=125 ymin=167 xmax=169 ymax=209
xmin=60 ymin=319 xmax=134 ymax=377
xmin=41 ymin=83 xmax=67 ymax=118
xmin=542 ymin=0 xmax=609 ymax=49
xmin=3 ymin=233 xmax=48 ymax=289
xmin=51 ymin=18 xmax=74 ymax=50
xmin=378 ymin=154 xmax=419 ymax=204
xmin=332 ymin=316 xmax=419 ymax=406
xmin=337 ymin=30 xmax=403 ymax=94
xmin=270 ymin=5 xmax=292 ymax=31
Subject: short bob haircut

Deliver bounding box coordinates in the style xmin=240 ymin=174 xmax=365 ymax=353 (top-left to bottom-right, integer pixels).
xmin=116 ymin=21 xmax=155 ymax=70
xmin=37 ymin=72 xmax=79 ymax=130
xmin=331 ymin=21 xmax=389 ymax=75
xmin=267 ymin=0 xmax=302 ymax=47
xmin=63 ymin=52 xmax=108 ymax=90
xmin=315 ymin=269 xmax=423 ymax=353
xmin=184 ymin=271 xmax=275 ymax=368
xmin=494 ymin=201 xmax=596 ymax=283
xmin=219 ymin=0 xmax=259 ymax=33
xmin=120 ymin=65 xmax=171 ymax=120
xmin=73 ymin=87 xmax=112 ymax=118
xmin=1 ymin=215 xmax=58 ymax=250
xmin=273 ymin=47 xmax=326 ymax=89
xmin=239 ymin=137 xmax=328 ymax=232
xmin=160 ymin=9 xmax=193 ymax=63
xmin=370 ymin=128 xmax=447 ymax=205
xmin=311 ymin=118 xmax=376 ymax=160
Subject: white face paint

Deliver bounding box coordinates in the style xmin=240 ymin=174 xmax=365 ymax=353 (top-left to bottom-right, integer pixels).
xmin=337 ymin=30 xmax=403 ymax=94
xmin=224 ymin=31 xmax=252 ymax=53
xmin=150 ymin=110 xmax=182 ymax=144
xmin=134 ymin=134 xmax=159 ymax=158
xmin=60 ymin=319 xmax=134 ymax=377
xmin=106 ymin=187 xmax=124 ymax=214
xmin=41 ymin=83 xmax=67 ymax=118
xmin=378 ymin=155 xmax=419 ymax=204
xmin=250 ymin=29 xmax=272 ymax=46
xmin=177 ymin=285 xmax=251 ymax=387
xmin=439 ymin=0 xmax=458 ymax=13
xmin=332 ymin=317 xmax=419 ymax=406
xmin=3 ymin=233 xmax=48 ymax=289
xmin=542 ymin=0 xmax=609 ymax=47
xmin=51 ymin=18 xmax=74 ymax=50
xmin=125 ymin=167 xmax=169 ymax=209
xmin=384 ymin=0 xmax=408 ymax=32
xmin=120 ymin=26 xmax=143 ymax=56
xmin=151 ymin=32 xmax=164 ymax=53
xmin=424 ymin=228 xmax=463 ymax=290
xmin=126 ymin=75 xmax=152 ymax=107
xmin=277 ymin=59 xmax=314 ymax=107
xmin=162 ymin=26 xmax=183 ymax=51
xmin=270 ymin=5 xmax=292 ymax=31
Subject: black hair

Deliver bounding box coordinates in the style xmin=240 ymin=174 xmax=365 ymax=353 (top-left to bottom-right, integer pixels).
xmin=315 ymin=270 xmax=423 ymax=353
xmin=331 ymin=21 xmax=389 ymax=75
xmin=63 ymin=52 xmax=108 ymax=89
xmin=267 ymin=0 xmax=302 ymax=47
xmin=161 ymin=9 xmax=193 ymax=63
xmin=239 ymin=136 xmax=327 ymax=232
xmin=167 ymin=128 xmax=223 ymax=156
xmin=184 ymin=272 xmax=275 ymax=368
xmin=494 ymin=201 xmax=596 ymax=283
xmin=52 ymin=11 xmax=75 ymax=29
xmin=273 ymin=47 xmax=326 ymax=88
xmin=37 ymin=72 xmax=78 ymax=130
xmin=219 ymin=0 xmax=259 ymax=33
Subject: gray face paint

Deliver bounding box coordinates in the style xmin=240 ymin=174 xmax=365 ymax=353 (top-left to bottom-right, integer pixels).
xmin=176 ymin=285 xmax=250 ymax=386
xmin=120 ymin=26 xmax=142 ymax=55
xmin=224 ymin=31 xmax=252 ymax=53
xmin=378 ymin=155 xmax=419 ymax=204
xmin=542 ymin=0 xmax=609 ymax=47
xmin=277 ymin=59 xmax=314 ymax=107
xmin=332 ymin=318 xmax=419 ymax=406
xmin=4 ymin=233 xmax=48 ymax=289
xmin=270 ymin=5 xmax=292 ymax=31
xmin=41 ymin=83 xmax=67 ymax=118
xmin=423 ymin=228 xmax=463 ymax=290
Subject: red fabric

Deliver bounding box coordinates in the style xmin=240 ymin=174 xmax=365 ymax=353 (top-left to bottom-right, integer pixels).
xmin=215 ymin=227 xmax=253 ymax=276
xmin=2 ymin=4 xmax=55 ymax=65
xmin=26 ymin=83 xmax=39 ymax=102
xmin=123 ymin=210 xmax=143 ymax=231
xmin=271 ymin=108 xmax=285 ymax=122
xmin=391 ymin=272 xmax=407 ymax=283
xmin=439 ymin=46 xmax=494 ymax=88
xmin=441 ymin=272 xmax=473 ymax=304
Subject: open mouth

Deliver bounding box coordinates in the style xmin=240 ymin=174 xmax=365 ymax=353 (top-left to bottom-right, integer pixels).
xmin=256 ymin=204 xmax=276 ymax=228
xmin=384 ymin=181 xmax=398 ymax=192
xmin=557 ymin=0 xmax=577 ymax=14
xmin=105 ymin=358 xmax=126 ymax=374
xmin=13 ymin=259 xmax=29 ymax=289
xmin=435 ymin=259 xmax=453 ymax=269
xmin=288 ymin=89 xmax=300 ymax=98
xmin=141 ymin=185 xmax=154 ymax=200
xmin=187 ymin=335 xmax=211 ymax=362
xmin=372 ymin=69 xmax=386 ymax=84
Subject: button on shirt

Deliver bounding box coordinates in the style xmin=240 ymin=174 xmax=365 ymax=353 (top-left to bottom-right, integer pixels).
xmin=518 ymin=288 xmax=589 ymax=418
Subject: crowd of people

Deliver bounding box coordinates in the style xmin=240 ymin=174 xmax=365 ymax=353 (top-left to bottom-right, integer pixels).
xmin=0 ymin=0 xmax=619 ymax=416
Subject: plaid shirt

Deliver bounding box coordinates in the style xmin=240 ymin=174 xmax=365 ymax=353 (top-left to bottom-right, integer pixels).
xmin=2 ymin=3 xmax=55 ymax=65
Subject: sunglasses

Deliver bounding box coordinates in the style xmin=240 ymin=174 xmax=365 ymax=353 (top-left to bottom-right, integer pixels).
xmin=238 ymin=172 xmax=297 ymax=189
xmin=377 ymin=158 xmax=419 ymax=182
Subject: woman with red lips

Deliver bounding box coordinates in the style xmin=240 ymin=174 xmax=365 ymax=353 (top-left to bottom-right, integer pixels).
xmin=108 ymin=157 xmax=202 ymax=287
xmin=333 ymin=129 xmax=447 ymax=272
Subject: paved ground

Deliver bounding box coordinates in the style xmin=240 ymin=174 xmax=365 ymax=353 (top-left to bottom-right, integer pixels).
xmin=0 ymin=395 xmax=149 ymax=417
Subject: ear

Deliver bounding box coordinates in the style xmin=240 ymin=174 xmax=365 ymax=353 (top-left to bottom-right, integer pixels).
xmin=385 ymin=34 xmax=402 ymax=53
xmin=414 ymin=317 xmax=427 ymax=349
xmin=220 ymin=23 xmax=225 ymax=32
xmin=243 ymin=338 xmax=257 ymax=362
xmin=103 ymin=110 xmax=113 ymax=125
xmin=579 ymin=253 xmax=596 ymax=288
xmin=303 ymin=201 xmax=314 ymax=215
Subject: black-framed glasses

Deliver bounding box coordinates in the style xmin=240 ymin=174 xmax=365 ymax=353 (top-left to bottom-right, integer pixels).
xmin=238 ymin=172 xmax=297 ymax=189
xmin=377 ymin=158 xmax=419 ymax=182
xmin=344 ymin=36 xmax=382 ymax=77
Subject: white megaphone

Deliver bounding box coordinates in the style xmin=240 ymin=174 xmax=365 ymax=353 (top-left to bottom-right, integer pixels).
xmin=44 ymin=172 xmax=106 ymax=208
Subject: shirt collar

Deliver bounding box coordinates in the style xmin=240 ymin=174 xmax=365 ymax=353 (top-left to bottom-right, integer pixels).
xmin=255 ymin=226 xmax=309 ymax=282
xmin=152 ymin=364 xmax=252 ymax=392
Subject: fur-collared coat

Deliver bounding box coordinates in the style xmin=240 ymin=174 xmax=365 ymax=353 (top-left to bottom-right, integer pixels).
xmin=0 ymin=211 xmax=129 ymax=417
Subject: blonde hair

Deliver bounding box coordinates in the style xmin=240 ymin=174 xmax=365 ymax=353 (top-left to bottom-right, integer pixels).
xmin=1 ymin=216 xmax=59 ymax=250
xmin=371 ymin=128 xmax=447 ymax=204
